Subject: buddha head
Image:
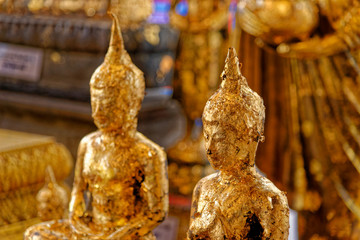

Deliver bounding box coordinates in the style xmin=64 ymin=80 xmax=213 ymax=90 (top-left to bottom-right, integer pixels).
xmin=202 ymin=47 xmax=265 ymax=172
xmin=90 ymin=13 xmax=145 ymax=135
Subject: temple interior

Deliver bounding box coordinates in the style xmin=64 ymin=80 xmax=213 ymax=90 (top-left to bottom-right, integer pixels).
xmin=1 ymin=1 xmax=360 ymax=240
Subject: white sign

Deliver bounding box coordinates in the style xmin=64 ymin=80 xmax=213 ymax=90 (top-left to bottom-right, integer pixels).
xmin=0 ymin=43 xmax=43 ymax=82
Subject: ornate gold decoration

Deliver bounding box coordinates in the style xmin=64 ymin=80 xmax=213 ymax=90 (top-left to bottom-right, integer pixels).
xmin=236 ymin=0 xmax=360 ymax=239
xmin=0 ymin=130 xmax=72 ymax=224
xmin=0 ymin=130 xmax=72 ymax=194
xmin=24 ymin=12 xmax=168 ymax=240
xmin=0 ymin=129 xmax=73 ymax=239
xmin=237 ymin=0 xmax=319 ymax=45
xmin=188 ymin=48 xmax=289 ymax=239
xmin=0 ymin=218 xmax=41 ymax=240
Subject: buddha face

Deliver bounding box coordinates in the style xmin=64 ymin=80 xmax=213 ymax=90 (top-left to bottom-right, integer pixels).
xmin=203 ymin=118 xmax=260 ymax=171
xmin=91 ymin=86 xmax=136 ymax=132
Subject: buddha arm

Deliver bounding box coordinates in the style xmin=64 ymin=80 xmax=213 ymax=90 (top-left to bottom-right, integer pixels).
xmin=188 ymin=181 xmax=204 ymax=239
xmin=274 ymin=3 xmax=360 ymax=59
xmin=68 ymin=137 xmax=93 ymax=234
xmin=262 ymin=194 xmax=290 ymax=239
xmin=276 ymin=34 xmax=347 ymax=59
xmin=107 ymin=146 xmax=168 ymax=239
xmin=237 ymin=0 xmax=351 ymax=58
xmin=188 ymin=178 xmax=221 ymax=239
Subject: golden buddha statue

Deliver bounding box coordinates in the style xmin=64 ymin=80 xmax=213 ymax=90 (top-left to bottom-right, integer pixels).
xmin=24 ymin=13 xmax=168 ymax=240
xmin=235 ymin=0 xmax=360 ymax=239
xmin=188 ymin=48 xmax=289 ymax=240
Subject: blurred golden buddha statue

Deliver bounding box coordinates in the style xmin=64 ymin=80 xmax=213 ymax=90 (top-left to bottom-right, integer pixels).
xmin=167 ymin=1 xmax=230 ymax=238
xmin=235 ymin=0 xmax=360 ymax=239
xmin=36 ymin=166 xmax=70 ymax=221
xmin=24 ymin=12 xmax=168 ymax=240
xmin=168 ymin=0 xmax=230 ymax=196
xmin=188 ymin=48 xmax=289 ymax=240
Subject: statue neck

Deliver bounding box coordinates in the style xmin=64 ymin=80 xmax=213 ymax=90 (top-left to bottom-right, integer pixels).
xmin=100 ymin=128 xmax=137 ymax=147
xmin=220 ymin=150 xmax=257 ymax=179
xmin=220 ymin=165 xmax=257 ymax=182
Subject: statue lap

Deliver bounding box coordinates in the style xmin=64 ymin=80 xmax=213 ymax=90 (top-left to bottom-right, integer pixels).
xmin=24 ymin=220 xmax=156 ymax=240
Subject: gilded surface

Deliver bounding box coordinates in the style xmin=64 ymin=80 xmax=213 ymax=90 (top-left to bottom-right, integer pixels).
xmin=168 ymin=2 xmax=230 ymax=238
xmin=1 ymin=0 xmax=152 ymax=21
xmin=188 ymin=48 xmax=289 ymax=239
xmin=237 ymin=0 xmax=319 ymax=45
xmin=24 ymin=13 xmax=168 ymax=240
xmin=0 ymin=186 xmax=39 ymax=227
xmin=236 ymin=0 xmax=360 ymax=239
xmin=0 ymin=131 xmax=72 ymax=194
xmin=37 ymin=166 xmax=69 ymax=221
xmin=0 ymin=129 xmax=72 ymax=226
xmin=0 ymin=218 xmax=41 ymax=240
xmin=168 ymin=0 xmax=230 ymax=196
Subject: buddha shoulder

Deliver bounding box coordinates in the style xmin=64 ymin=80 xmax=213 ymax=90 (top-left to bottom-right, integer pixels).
xmin=255 ymin=175 xmax=288 ymax=204
xmin=135 ymin=132 xmax=166 ymax=163
xmin=193 ymin=173 xmax=220 ymax=195
xmin=79 ymin=131 xmax=101 ymax=149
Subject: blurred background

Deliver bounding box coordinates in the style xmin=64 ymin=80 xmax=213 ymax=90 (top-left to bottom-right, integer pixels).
xmin=0 ymin=0 xmax=360 ymax=239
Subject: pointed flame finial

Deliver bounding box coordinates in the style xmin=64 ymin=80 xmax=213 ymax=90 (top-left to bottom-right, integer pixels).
xmin=37 ymin=166 xmax=69 ymax=221
xmin=220 ymin=47 xmax=248 ymax=93
xmin=109 ymin=12 xmax=125 ymax=49
xmin=104 ymin=12 xmax=129 ymax=65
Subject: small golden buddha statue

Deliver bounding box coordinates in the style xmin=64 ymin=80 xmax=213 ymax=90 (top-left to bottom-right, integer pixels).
xmin=36 ymin=166 xmax=69 ymax=221
xmin=188 ymin=48 xmax=289 ymax=240
xmin=24 ymin=13 xmax=168 ymax=240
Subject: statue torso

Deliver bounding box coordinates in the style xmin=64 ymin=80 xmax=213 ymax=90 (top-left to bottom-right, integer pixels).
xmin=81 ymin=131 xmax=156 ymax=229
xmin=191 ymin=172 xmax=285 ymax=239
